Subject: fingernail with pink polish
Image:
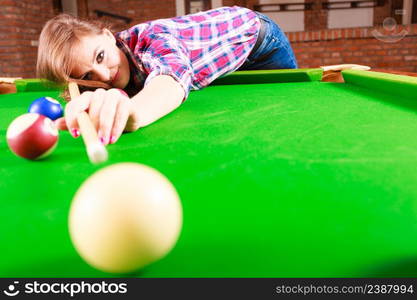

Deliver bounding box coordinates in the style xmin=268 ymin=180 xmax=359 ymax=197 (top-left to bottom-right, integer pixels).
xmin=71 ymin=129 xmax=80 ymax=138
xmin=110 ymin=136 xmax=117 ymax=144
xmin=100 ymin=137 xmax=106 ymax=145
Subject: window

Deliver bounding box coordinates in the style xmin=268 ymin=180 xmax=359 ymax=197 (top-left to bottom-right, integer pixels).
xmin=255 ymin=0 xmax=305 ymax=32
xmin=327 ymin=0 xmax=374 ymax=29
xmin=185 ymin=0 xmax=211 ymax=14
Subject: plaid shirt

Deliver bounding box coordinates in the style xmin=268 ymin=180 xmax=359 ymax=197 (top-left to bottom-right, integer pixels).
xmin=115 ymin=6 xmax=260 ymax=98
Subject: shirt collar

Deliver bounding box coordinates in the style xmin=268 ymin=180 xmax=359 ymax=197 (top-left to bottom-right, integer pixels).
xmin=116 ymin=37 xmax=147 ymax=94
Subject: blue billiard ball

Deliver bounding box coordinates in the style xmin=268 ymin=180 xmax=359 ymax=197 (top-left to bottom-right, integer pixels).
xmin=28 ymin=97 xmax=63 ymax=121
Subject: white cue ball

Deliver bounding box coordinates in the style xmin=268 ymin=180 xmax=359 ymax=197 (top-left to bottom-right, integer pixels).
xmin=68 ymin=163 xmax=183 ymax=274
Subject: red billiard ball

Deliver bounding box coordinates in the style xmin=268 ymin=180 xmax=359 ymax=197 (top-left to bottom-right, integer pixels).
xmin=6 ymin=113 xmax=59 ymax=160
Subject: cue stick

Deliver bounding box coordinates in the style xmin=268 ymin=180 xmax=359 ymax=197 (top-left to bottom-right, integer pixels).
xmin=68 ymin=82 xmax=108 ymax=164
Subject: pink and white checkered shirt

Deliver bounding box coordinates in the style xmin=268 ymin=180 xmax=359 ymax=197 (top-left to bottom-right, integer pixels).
xmin=115 ymin=6 xmax=261 ymax=98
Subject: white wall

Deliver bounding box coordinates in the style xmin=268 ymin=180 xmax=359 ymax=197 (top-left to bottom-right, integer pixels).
xmin=176 ymin=0 xmax=223 ymax=16
xmin=211 ymin=0 xmax=223 ymax=9
xmin=327 ymin=0 xmax=373 ymax=28
xmin=403 ymin=0 xmax=413 ymax=24
xmin=176 ymin=0 xmax=186 ymax=16
xmin=258 ymin=0 xmax=305 ymax=32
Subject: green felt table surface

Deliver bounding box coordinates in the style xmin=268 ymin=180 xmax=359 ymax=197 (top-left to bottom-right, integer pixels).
xmin=1 ymin=69 xmax=417 ymax=278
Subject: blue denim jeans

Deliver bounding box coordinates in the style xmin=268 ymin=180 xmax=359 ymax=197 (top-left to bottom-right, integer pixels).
xmin=239 ymin=13 xmax=298 ymax=70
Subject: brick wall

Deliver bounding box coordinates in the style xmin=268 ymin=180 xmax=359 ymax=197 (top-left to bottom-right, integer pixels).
xmin=0 ymin=0 xmax=176 ymax=78
xmin=288 ymin=24 xmax=417 ymax=72
xmin=223 ymin=0 xmax=251 ymax=7
xmin=305 ymin=0 xmax=328 ymax=31
xmin=0 ymin=0 xmax=55 ymax=78
xmin=374 ymin=0 xmax=392 ymax=26
xmin=0 ymin=0 xmax=416 ymax=78
xmin=86 ymin=0 xmax=176 ymax=33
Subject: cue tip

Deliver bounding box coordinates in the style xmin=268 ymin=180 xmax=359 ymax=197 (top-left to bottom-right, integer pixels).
xmin=87 ymin=142 xmax=109 ymax=164
xmin=68 ymin=82 xmax=110 ymax=164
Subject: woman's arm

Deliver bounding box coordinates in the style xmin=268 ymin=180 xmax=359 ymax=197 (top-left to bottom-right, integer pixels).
xmin=126 ymin=75 xmax=185 ymax=131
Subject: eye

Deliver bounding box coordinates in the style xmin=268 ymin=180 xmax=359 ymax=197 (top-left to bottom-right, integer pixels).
xmin=96 ymin=50 xmax=104 ymax=63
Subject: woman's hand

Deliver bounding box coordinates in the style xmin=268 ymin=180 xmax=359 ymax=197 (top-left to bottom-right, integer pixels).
xmin=55 ymin=88 xmax=140 ymax=145
xmin=55 ymin=75 xmax=185 ymax=145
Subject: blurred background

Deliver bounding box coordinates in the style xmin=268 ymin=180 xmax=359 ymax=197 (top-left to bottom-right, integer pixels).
xmin=0 ymin=0 xmax=416 ymax=78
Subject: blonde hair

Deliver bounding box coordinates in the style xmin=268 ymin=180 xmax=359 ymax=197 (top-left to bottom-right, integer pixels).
xmin=36 ymin=14 xmax=112 ymax=99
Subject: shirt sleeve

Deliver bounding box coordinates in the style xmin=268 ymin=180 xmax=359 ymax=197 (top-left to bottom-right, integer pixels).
xmin=140 ymin=32 xmax=193 ymax=99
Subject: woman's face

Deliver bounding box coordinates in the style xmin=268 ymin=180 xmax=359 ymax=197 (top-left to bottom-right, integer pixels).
xmin=70 ymin=29 xmax=130 ymax=88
